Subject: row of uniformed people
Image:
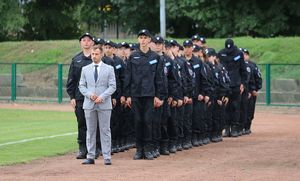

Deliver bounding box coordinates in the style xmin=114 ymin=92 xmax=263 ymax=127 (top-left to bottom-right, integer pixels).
xmin=97 ymin=31 xmax=262 ymax=159
xmin=67 ymin=31 xmax=262 ymax=160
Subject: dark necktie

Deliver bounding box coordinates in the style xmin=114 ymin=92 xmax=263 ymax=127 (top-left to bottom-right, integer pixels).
xmin=94 ymin=65 xmax=98 ymax=82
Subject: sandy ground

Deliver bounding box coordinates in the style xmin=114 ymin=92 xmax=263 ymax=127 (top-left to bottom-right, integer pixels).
xmin=0 ymin=103 xmax=300 ymax=181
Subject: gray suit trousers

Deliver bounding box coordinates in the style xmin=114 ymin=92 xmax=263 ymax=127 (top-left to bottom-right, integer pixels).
xmin=85 ymin=107 xmax=112 ymax=160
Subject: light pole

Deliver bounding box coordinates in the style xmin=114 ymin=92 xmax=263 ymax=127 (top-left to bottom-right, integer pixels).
xmin=160 ymin=0 xmax=166 ymax=38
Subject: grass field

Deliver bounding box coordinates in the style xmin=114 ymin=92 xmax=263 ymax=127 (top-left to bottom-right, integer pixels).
xmin=0 ymin=109 xmax=77 ymax=166
xmin=0 ymin=37 xmax=300 ymax=64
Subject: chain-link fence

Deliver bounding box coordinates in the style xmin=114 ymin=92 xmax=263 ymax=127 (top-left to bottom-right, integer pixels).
xmin=1 ymin=63 xmax=300 ymax=106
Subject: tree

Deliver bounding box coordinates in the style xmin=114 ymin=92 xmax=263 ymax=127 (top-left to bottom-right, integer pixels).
xmin=21 ymin=0 xmax=81 ymax=40
xmin=0 ymin=0 xmax=27 ymax=41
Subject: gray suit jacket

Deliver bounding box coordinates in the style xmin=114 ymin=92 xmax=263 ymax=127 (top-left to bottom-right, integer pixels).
xmin=79 ymin=62 xmax=116 ymax=110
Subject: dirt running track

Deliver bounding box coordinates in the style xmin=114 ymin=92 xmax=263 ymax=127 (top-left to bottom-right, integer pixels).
xmin=1 ymin=103 xmax=300 ymax=181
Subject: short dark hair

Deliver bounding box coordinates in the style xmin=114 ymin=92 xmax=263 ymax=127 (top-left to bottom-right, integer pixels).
xmin=91 ymin=44 xmax=103 ymax=52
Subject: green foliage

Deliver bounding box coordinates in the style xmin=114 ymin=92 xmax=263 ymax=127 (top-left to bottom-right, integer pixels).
xmin=0 ymin=109 xmax=77 ymax=165
xmin=0 ymin=0 xmax=27 ymax=41
xmin=22 ymin=0 xmax=81 ymax=40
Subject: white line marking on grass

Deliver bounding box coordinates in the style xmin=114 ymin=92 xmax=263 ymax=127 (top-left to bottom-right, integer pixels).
xmin=0 ymin=132 xmax=77 ymax=147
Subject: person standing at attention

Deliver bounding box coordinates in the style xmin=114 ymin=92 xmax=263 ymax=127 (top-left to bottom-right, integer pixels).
xmin=79 ymin=45 xmax=116 ymax=165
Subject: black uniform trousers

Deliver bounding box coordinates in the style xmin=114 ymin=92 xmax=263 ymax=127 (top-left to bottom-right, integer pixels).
xmin=212 ymin=101 xmax=226 ymax=135
xmin=246 ymin=95 xmax=257 ymax=130
xmin=183 ymin=103 xmax=193 ymax=143
xmin=204 ymin=102 xmax=213 ymax=137
xmin=132 ymin=97 xmax=154 ymax=152
xmin=153 ymin=105 xmax=162 ymax=150
xmin=160 ymin=102 xmax=178 ymax=148
xmin=111 ymin=100 xmax=123 ymax=147
xmin=192 ymin=99 xmax=206 ymax=137
xmin=176 ymin=106 xmax=184 ymax=143
xmin=75 ymin=100 xmax=86 ymax=149
xmin=122 ymin=106 xmax=135 ymax=141
xmin=240 ymin=89 xmax=249 ymax=131
xmin=227 ymin=86 xmax=242 ymax=131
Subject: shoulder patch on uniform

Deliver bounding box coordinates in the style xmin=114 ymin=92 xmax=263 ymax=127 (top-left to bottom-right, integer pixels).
xmin=234 ymin=55 xmax=241 ymax=61
xmin=165 ymin=62 xmax=171 ymax=67
xmin=76 ymin=60 xmax=82 ymax=63
xmin=193 ymin=64 xmax=200 ymax=69
xmin=115 ymin=64 xmax=122 ymax=69
xmin=149 ymin=59 xmax=158 ymax=65
xmin=246 ymin=67 xmax=251 ymax=73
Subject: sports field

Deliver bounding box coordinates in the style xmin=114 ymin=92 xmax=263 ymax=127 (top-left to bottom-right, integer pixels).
xmin=0 ymin=107 xmax=77 ymax=165
xmin=0 ymin=103 xmax=300 ymax=181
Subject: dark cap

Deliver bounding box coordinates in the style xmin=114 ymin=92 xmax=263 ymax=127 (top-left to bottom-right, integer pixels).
xmin=120 ymin=41 xmax=130 ymax=48
xmin=191 ymin=34 xmax=206 ymax=44
xmin=164 ymin=40 xmax=171 ymax=48
xmin=192 ymin=45 xmax=202 ymax=52
xmin=225 ymin=38 xmax=234 ymax=49
xmin=191 ymin=34 xmax=200 ymax=41
xmin=138 ymin=29 xmax=151 ymax=37
xmin=152 ymin=36 xmax=164 ymax=44
xmin=205 ymin=48 xmax=217 ymax=57
xmin=199 ymin=37 xmax=206 ymax=44
xmin=94 ymin=38 xmax=105 ymax=45
xmin=79 ymin=32 xmax=93 ymax=41
xmin=104 ymin=40 xmax=115 ymax=47
xmin=242 ymin=48 xmax=250 ymax=55
xmin=169 ymin=39 xmax=179 ymax=47
xmin=129 ymin=43 xmax=139 ymax=50
xmin=183 ymin=40 xmax=193 ymax=47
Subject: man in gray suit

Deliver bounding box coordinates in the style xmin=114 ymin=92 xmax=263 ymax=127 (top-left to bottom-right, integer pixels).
xmin=79 ymin=45 xmax=116 ymax=165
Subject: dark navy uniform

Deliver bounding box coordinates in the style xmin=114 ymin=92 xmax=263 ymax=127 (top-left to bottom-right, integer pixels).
xmin=107 ymin=54 xmax=126 ymax=153
xmin=123 ymin=48 xmax=164 ymax=158
xmin=189 ymin=56 xmax=212 ymax=146
xmin=173 ymin=56 xmax=185 ymax=150
xmin=181 ymin=56 xmax=195 ymax=149
xmin=66 ymin=51 xmax=92 ymax=156
xmin=159 ymin=54 xmax=180 ymax=154
xmin=246 ymin=60 xmax=262 ymax=133
xmin=218 ymin=39 xmax=247 ymax=137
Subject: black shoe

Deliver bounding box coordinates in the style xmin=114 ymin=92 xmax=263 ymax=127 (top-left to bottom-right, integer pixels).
xmin=183 ymin=143 xmax=189 ymax=150
xmin=155 ymin=149 xmax=160 ymax=157
xmin=82 ymin=158 xmax=94 ymax=164
xmin=231 ymin=130 xmax=239 ymax=137
xmin=176 ymin=144 xmax=183 ymax=151
xmin=169 ymin=146 xmax=177 ymax=154
xmin=202 ymin=137 xmax=210 ymax=145
xmin=211 ymin=136 xmax=219 ymax=142
xmin=244 ymin=129 xmax=251 ymax=135
xmin=160 ymin=148 xmax=170 ymax=155
xmin=223 ymin=128 xmax=231 ymax=137
xmin=192 ymin=138 xmax=199 ymax=147
xmin=133 ymin=150 xmax=144 ymax=160
xmin=76 ymin=152 xmax=87 ymax=159
xmin=152 ymin=150 xmax=157 ymax=158
xmin=144 ymin=151 xmax=154 ymax=160
xmin=104 ymin=159 xmax=112 ymax=165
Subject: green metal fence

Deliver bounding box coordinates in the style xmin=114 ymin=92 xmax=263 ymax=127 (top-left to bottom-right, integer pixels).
xmin=0 ymin=63 xmax=300 ymax=107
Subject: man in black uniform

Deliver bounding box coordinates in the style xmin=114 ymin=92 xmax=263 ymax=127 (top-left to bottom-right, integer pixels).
xmin=103 ymin=40 xmax=126 ymax=153
xmin=153 ymin=36 xmax=180 ymax=155
xmin=67 ymin=33 xmax=94 ymax=159
xmin=181 ymin=40 xmax=196 ymax=149
xmin=218 ymin=39 xmax=247 ymax=137
xmin=123 ymin=29 xmax=164 ymax=160
xmin=241 ymin=48 xmax=262 ymax=134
